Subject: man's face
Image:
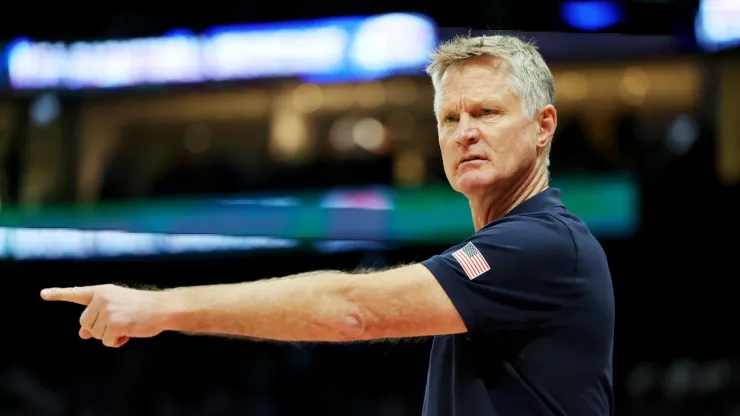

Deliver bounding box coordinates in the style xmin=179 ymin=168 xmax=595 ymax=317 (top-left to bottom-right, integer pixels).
xmin=436 ymin=57 xmax=545 ymax=196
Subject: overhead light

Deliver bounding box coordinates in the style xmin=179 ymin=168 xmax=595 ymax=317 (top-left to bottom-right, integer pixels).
xmin=560 ymin=1 xmax=625 ymax=31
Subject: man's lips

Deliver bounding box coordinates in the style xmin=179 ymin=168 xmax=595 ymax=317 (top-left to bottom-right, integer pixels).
xmin=459 ymin=155 xmax=487 ymax=166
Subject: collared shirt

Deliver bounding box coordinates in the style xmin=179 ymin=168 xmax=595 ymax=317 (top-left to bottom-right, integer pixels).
xmin=421 ymin=188 xmax=614 ymax=416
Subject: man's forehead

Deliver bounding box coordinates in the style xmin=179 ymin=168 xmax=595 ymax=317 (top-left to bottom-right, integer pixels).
xmin=437 ymin=89 xmax=503 ymax=109
xmin=437 ymin=65 xmax=510 ymax=106
xmin=439 ymin=56 xmax=509 ymax=86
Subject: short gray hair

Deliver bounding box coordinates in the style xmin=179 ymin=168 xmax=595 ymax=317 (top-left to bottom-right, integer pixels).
xmin=425 ymin=35 xmax=555 ymax=120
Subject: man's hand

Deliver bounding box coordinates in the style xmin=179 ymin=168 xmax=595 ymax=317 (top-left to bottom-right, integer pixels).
xmin=40 ymin=284 xmax=171 ymax=348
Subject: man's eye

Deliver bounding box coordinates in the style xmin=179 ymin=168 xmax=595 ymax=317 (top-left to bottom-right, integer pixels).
xmin=445 ymin=116 xmax=458 ymax=123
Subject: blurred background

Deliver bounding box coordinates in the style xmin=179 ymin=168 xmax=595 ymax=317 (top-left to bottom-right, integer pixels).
xmin=0 ymin=0 xmax=739 ymax=415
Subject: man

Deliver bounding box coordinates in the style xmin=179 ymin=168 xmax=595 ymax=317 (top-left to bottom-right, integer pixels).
xmin=42 ymin=35 xmax=614 ymax=416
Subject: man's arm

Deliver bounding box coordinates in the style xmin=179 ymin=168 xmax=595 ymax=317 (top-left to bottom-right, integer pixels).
xmin=164 ymin=264 xmax=466 ymax=342
xmin=41 ymin=264 xmax=467 ymax=345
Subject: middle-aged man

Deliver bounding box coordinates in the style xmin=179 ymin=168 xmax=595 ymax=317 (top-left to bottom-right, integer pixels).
xmin=42 ymin=35 xmax=614 ymax=416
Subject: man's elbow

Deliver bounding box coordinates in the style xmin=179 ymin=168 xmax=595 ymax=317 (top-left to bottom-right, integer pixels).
xmin=331 ymin=303 xmax=406 ymax=341
xmin=333 ymin=308 xmax=367 ymax=341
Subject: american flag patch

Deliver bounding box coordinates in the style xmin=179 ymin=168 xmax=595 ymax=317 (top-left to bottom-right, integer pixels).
xmin=452 ymin=242 xmax=490 ymax=280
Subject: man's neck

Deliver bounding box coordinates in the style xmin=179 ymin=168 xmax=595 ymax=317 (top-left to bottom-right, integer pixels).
xmin=469 ymin=166 xmax=550 ymax=231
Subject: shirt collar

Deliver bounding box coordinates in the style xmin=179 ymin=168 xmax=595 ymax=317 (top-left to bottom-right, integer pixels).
xmin=504 ymin=187 xmax=565 ymax=217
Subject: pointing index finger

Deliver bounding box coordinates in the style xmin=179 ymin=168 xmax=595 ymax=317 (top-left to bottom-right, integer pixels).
xmin=40 ymin=286 xmax=95 ymax=305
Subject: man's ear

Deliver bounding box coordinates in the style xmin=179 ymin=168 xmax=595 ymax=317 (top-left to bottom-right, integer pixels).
xmin=536 ymin=105 xmax=557 ymax=150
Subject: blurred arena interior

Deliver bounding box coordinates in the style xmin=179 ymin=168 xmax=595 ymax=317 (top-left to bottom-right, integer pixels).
xmin=1 ymin=1 xmax=739 ymax=415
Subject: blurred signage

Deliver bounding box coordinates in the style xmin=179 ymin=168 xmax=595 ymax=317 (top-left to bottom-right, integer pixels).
xmin=320 ymin=188 xmax=393 ymax=210
xmin=695 ymin=0 xmax=740 ymax=51
xmin=0 ymin=176 xmax=638 ymax=260
xmin=0 ymin=228 xmax=299 ymax=260
xmin=3 ymin=13 xmax=437 ymax=90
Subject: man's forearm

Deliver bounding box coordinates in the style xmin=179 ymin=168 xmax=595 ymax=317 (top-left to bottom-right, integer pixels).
xmin=161 ymin=271 xmax=366 ymax=342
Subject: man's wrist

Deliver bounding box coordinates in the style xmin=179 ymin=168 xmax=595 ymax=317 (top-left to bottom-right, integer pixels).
xmin=155 ymin=289 xmax=191 ymax=333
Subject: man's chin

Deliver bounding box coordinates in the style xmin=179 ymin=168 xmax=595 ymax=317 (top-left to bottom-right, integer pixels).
xmin=456 ymin=177 xmax=493 ymax=196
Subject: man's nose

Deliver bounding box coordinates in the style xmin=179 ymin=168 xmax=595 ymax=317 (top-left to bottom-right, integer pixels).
xmin=455 ymin=115 xmax=481 ymax=147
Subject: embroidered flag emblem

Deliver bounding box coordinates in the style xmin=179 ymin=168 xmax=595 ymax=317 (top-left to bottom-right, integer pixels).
xmin=452 ymin=242 xmax=490 ymax=279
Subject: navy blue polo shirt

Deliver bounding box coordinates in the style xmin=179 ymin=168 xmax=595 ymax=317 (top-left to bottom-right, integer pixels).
xmin=420 ymin=188 xmax=614 ymax=416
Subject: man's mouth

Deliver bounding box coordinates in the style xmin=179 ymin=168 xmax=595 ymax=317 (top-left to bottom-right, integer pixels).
xmin=459 ymin=156 xmax=487 ymax=165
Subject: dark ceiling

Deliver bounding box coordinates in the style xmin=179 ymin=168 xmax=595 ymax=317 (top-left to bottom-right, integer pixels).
xmin=0 ymin=0 xmax=700 ymax=42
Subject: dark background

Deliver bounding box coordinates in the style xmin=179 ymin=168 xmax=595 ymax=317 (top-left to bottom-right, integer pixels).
xmin=1 ymin=1 xmax=739 ymax=415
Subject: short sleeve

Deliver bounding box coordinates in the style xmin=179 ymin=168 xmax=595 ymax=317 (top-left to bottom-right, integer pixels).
xmin=420 ymin=214 xmax=578 ymax=337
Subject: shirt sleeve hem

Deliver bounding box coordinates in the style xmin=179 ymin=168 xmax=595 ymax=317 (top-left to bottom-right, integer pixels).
xmin=420 ymin=257 xmax=480 ymax=337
